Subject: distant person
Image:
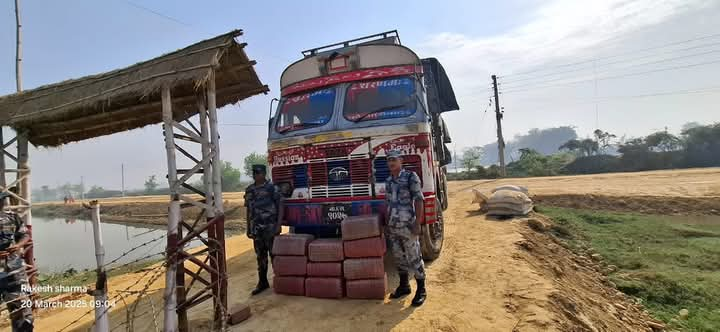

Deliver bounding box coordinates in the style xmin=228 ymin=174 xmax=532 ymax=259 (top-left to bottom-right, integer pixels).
xmin=0 ymin=192 xmax=34 ymax=331
xmin=385 ymin=150 xmax=427 ymax=307
xmin=244 ymin=164 xmax=283 ymax=295
xmin=63 ymin=196 xmax=68 ymax=205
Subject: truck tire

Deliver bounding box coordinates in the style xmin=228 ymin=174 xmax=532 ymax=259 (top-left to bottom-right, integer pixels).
xmin=421 ymin=198 xmax=444 ymax=261
xmin=440 ymin=168 xmax=449 ymax=211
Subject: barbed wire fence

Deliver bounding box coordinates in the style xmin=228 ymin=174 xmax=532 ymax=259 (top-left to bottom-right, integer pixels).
xmin=47 ymin=228 xmax=225 ymax=332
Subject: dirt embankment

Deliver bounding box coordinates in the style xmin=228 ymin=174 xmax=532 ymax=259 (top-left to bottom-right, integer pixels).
xmin=464 ymin=167 xmax=720 ymax=215
xmin=33 ymin=193 xmax=247 ymax=230
xmin=517 ymin=215 xmax=665 ymax=331
xmin=534 ymin=194 xmax=720 ymax=216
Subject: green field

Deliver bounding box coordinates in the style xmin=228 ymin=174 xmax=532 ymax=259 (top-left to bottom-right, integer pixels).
xmin=538 ymin=206 xmax=720 ymax=332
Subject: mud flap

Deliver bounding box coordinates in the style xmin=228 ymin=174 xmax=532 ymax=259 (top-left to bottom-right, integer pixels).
xmin=421 ymin=198 xmax=444 ymax=261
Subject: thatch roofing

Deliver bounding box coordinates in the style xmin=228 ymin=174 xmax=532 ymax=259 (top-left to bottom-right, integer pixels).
xmin=0 ymin=29 xmax=268 ymax=147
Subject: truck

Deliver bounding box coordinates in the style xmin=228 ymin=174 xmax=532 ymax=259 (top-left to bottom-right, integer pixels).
xmin=267 ymin=31 xmax=458 ymax=260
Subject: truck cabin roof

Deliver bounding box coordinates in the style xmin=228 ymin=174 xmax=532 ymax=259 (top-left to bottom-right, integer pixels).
xmin=280 ymin=32 xmax=422 ymax=97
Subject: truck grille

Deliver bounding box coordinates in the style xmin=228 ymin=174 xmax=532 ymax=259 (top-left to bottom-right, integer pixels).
xmin=373 ymin=156 xmax=423 ymax=184
xmin=272 ymin=164 xmax=308 ymax=188
xmin=310 ymin=184 xmax=372 ymax=198
xmin=273 ymin=155 xmax=421 ymax=198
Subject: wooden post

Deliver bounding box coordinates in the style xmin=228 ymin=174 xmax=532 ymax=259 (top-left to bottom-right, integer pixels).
xmin=15 ymin=0 xmax=23 ymax=92
xmin=206 ymin=71 xmax=227 ymax=329
xmin=0 ymin=128 xmax=6 ymax=195
xmin=491 ymin=75 xmax=506 ymax=177
xmin=161 ymin=86 xmax=180 ymax=332
xmin=207 ymin=71 xmax=223 ymax=215
xmin=198 ymin=97 xmax=214 ymax=219
xmin=89 ymin=201 xmax=109 ymax=332
xmin=17 ymin=134 xmax=33 ymax=284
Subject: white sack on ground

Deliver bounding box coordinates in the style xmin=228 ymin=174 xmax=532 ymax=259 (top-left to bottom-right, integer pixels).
xmin=487 ymin=189 xmax=533 ymax=216
xmin=490 ymin=185 xmax=529 ymax=195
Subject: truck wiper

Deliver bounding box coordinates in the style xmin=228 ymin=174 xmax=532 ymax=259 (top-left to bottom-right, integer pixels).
xmin=277 ymin=121 xmax=325 ymax=133
xmin=351 ymin=103 xmax=408 ymax=122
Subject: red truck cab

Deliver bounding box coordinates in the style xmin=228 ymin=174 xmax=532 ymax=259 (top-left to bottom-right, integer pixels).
xmin=268 ymin=31 xmax=458 ymax=260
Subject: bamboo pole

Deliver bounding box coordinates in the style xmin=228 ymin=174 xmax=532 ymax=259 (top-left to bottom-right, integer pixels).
xmin=206 ymin=70 xmax=227 ymax=330
xmin=161 ymin=86 xmax=179 ymax=332
xmin=15 ymin=0 xmax=22 ymax=92
xmin=89 ymin=201 xmax=109 ymax=332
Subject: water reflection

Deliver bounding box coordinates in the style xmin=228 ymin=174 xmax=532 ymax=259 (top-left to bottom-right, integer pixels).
xmin=32 ymin=217 xmax=169 ymax=273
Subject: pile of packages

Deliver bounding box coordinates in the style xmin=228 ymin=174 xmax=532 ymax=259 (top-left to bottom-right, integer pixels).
xmin=486 ymin=185 xmax=533 ymax=216
xmin=342 ymin=215 xmax=387 ymax=299
xmin=271 ymin=215 xmax=387 ymax=299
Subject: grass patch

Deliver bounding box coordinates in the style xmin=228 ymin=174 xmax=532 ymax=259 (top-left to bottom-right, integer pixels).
xmin=537 ymin=206 xmax=720 ymax=332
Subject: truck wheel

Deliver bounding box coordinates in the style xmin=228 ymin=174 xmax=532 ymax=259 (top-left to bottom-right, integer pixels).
xmin=421 ymin=198 xmax=444 ymax=261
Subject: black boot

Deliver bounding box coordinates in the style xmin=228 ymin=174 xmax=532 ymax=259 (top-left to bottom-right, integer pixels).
xmin=251 ymin=268 xmax=270 ymax=296
xmin=411 ymin=278 xmax=427 ymax=307
xmin=390 ymin=273 xmax=412 ymax=299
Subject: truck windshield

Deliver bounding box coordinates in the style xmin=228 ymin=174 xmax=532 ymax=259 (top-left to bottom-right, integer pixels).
xmin=344 ymin=76 xmax=416 ymax=122
xmin=276 ymin=88 xmax=336 ymax=133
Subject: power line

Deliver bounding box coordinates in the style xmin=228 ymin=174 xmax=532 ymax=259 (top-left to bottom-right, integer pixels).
xmin=499 ymin=31 xmax=720 ymax=78
xmin=502 ymin=58 xmax=720 ymax=94
xmin=500 ymin=40 xmax=720 ymax=85
xmin=504 ymin=86 xmax=720 ymax=105
xmin=122 ymin=0 xmax=191 ymax=27
xmin=501 ymin=48 xmax=720 ymax=91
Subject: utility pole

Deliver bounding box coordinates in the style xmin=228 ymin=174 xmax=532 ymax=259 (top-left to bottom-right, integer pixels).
xmin=453 ymin=145 xmax=458 ymax=173
xmin=15 ymin=0 xmax=23 ymax=92
xmin=121 ymin=164 xmax=125 ymax=197
xmin=491 ymin=75 xmax=506 ymax=177
xmin=80 ymin=176 xmax=85 ymax=200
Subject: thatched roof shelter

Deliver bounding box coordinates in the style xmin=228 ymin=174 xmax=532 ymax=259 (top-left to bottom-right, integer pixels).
xmin=0 ymin=29 xmax=268 ymax=147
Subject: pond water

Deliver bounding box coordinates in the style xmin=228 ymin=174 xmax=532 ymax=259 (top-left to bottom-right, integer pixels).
xmin=31 ymin=217 xmax=169 ymax=273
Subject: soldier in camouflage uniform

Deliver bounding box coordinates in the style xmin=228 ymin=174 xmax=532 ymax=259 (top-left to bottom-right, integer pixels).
xmin=244 ymin=165 xmax=282 ymax=295
xmin=0 ymin=192 xmax=34 ymax=331
xmin=384 ymin=150 xmax=427 ymax=307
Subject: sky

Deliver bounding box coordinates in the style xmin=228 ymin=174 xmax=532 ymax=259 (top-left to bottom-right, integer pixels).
xmin=0 ymin=0 xmax=719 ymax=190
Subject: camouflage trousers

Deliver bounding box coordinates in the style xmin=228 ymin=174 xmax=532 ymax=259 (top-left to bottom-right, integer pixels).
xmin=253 ymin=230 xmax=275 ymax=274
xmin=1 ymin=264 xmax=34 ymax=332
xmin=386 ymin=226 xmax=426 ymax=280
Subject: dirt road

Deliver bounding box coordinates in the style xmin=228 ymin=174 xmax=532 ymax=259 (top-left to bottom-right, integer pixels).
xmin=31 ymin=170 xmax=696 ymax=331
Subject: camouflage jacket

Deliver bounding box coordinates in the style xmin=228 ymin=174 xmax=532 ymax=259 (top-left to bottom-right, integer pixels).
xmin=385 ymin=169 xmax=424 ymax=229
xmin=244 ymin=181 xmax=281 ymax=235
xmin=0 ymin=211 xmax=27 ymax=273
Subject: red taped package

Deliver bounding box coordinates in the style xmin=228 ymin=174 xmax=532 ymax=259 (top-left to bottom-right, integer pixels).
xmin=273 ymin=276 xmax=305 ymax=296
xmin=272 ymin=233 xmax=315 ymax=256
xmin=273 ymin=255 xmax=307 ymax=276
xmin=308 ymin=238 xmax=344 ymax=262
xmin=343 ymin=257 xmax=384 ymax=280
xmin=307 ymin=262 xmax=343 ymax=277
xmin=344 ymin=236 xmax=386 ymax=258
xmin=346 ymin=274 xmax=387 ymax=299
xmin=341 ymin=215 xmax=382 ymax=241
xmin=305 ymin=277 xmax=344 ymax=299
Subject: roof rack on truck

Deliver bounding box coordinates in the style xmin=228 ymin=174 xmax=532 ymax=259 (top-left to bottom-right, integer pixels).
xmin=301 ymin=30 xmax=401 ymax=57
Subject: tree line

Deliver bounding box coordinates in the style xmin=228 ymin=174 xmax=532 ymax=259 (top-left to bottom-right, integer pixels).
xmin=32 ymin=153 xmax=269 ymax=202
xmin=451 ymin=122 xmax=720 ymax=180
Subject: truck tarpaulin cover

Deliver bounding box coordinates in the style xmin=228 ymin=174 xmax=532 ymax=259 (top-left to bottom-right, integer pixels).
xmin=421 ymin=58 xmax=459 ymax=114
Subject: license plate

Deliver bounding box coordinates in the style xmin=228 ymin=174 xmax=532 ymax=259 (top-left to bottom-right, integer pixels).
xmin=323 ymin=203 xmax=351 ymax=224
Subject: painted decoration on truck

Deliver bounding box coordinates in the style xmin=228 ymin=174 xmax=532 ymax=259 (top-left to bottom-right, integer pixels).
xmin=281 ymin=65 xmax=420 ymax=96
xmin=344 ymin=77 xmax=416 ymax=122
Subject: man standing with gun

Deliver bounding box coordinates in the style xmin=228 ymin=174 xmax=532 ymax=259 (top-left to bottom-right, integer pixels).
xmin=244 ymin=165 xmax=283 ymax=295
